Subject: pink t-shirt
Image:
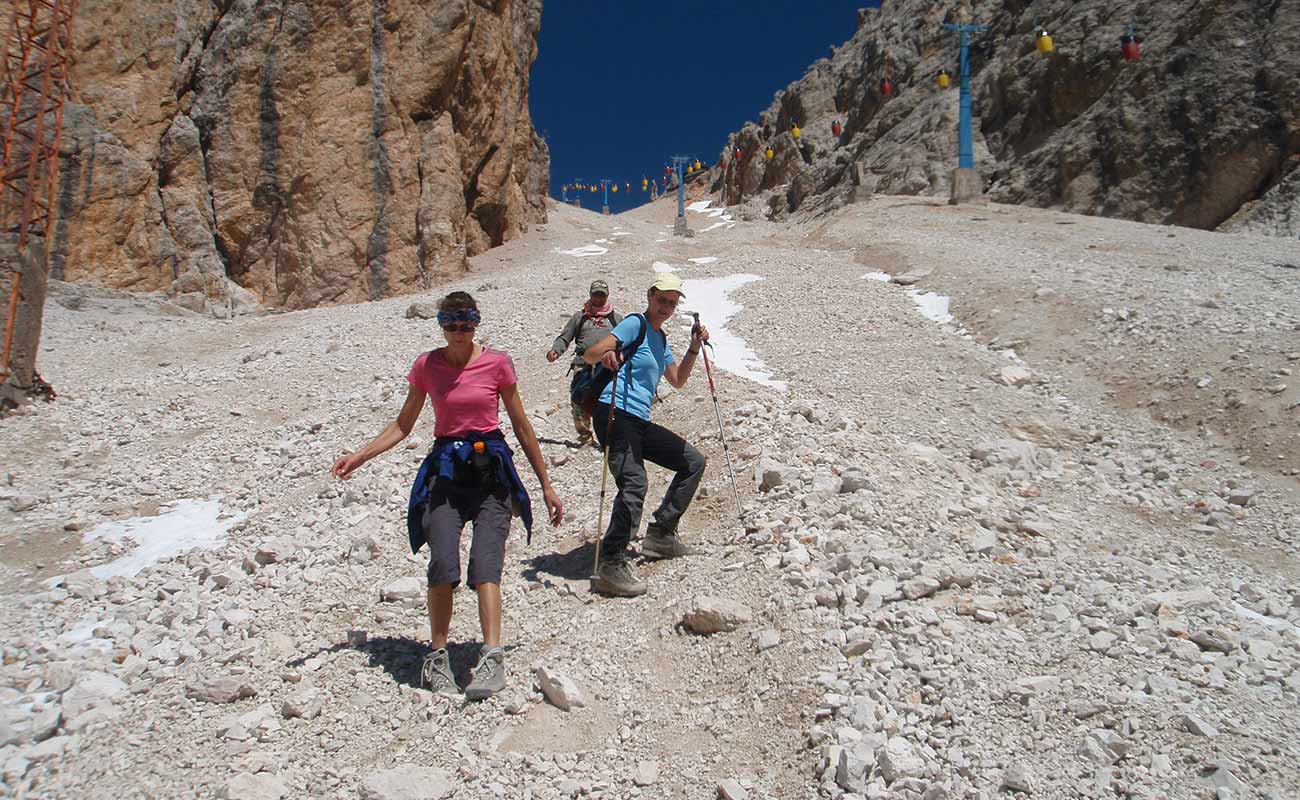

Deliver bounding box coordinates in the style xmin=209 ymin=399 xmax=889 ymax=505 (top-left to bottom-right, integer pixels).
xmin=407 ymin=348 xmax=517 ymax=438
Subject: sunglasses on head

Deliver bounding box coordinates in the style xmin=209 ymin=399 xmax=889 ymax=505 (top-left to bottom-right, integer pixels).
xmin=436 ymin=307 xmax=481 ymax=332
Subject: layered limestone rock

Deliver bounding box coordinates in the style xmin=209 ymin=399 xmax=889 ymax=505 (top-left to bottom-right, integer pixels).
xmin=710 ymin=0 xmax=1299 ymax=236
xmin=1220 ymin=155 xmax=1300 ymax=236
xmin=54 ymin=0 xmax=549 ymax=314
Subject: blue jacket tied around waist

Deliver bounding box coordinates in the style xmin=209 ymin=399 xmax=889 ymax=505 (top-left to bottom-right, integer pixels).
xmin=406 ymin=429 xmax=534 ymax=553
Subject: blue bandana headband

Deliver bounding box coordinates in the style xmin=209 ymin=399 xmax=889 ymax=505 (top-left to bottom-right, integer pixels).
xmin=436 ymin=308 xmax=481 ymax=326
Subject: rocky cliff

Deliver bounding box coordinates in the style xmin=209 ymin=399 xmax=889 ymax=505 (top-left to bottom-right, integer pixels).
xmin=712 ymin=0 xmax=1300 ymax=236
xmin=53 ymin=0 xmax=549 ymax=314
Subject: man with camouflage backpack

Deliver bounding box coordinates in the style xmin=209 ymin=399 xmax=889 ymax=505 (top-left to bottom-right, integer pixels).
xmin=548 ymin=280 xmax=624 ymax=444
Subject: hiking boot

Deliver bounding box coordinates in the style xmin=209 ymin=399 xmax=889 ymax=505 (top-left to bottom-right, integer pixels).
xmin=465 ymin=646 xmax=506 ymax=701
xmin=591 ymin=560 xmax=648 ymax=597
xmin=641 ymin=525 xmax=697 ymax=560
xmin=420 ymin=648 xmax=460 ymax=697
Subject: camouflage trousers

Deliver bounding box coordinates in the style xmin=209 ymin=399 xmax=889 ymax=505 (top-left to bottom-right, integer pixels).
xmin=570 ymin=400 xmax=593 ymax=441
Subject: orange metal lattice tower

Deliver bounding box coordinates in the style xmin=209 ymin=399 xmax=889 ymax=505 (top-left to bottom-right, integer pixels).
xmin=0 ymin=0 xmax=77 ymax=383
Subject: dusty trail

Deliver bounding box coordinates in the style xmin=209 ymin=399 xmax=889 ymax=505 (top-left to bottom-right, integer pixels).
xmin=1 ymin=194 xmax=1297 ymax=800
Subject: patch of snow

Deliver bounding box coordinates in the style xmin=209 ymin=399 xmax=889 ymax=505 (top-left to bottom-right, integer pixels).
xmin=702 ymin=221 xmax=728 ymax=233
xmin=78 ymin=498 xmax=246 ymax=580
xmin=16 ymin=691 xmax=59 ymax=716
xmin=652 ymin=261 xmax=678 ymax=273
xmin=610 ymin=231 xmax=631 ymax=237
xmin=686 ymin=200 xmax=728 ymax=218
xmin=908 ymin=290 xmax=953 ymax=325
xmin=57 ymin=616 xmax=114 ymax=653
xmin=862 ymin=272 xmax=891 ymax=282
xmin=680 ymin=275 xmax=786 ymax=391
xmin=556 ymin=244 xmax=609 ymax=257
xmin=594 ymin=238 xmax=609 ymax=244
xmin=688 ymin=257 xmax=719 ymax=264
xmin=1233 ymin=602 xmax=1300 ymax=635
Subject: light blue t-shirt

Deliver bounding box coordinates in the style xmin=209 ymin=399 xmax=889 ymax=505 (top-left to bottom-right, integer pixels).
xmin=597 ymin=314 xmax=675 ymax=420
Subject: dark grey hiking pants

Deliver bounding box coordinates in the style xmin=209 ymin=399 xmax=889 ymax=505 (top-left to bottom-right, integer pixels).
xmin=592 ymin=402 xmax=707 ymax=562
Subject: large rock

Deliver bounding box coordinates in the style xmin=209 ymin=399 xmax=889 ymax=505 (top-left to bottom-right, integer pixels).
xmin=994 ymin=365 xmax=1036 ymax=387
xmin=707 ymin=1 xmax=1300 ymax=239
xmin=1002 ymin=764 xmax=1036 ymax=794
xmin=405 ymin=302 xmax=439 ymax=320
xmin=970 ymin=439 xmax=1044 ymax=472
xmin=62 ymin=569 xmax=107 ymax=600
xmin=878 ymin=737 xmax=925 ymax=783
xmin=186 ymin=677 xmax=257 ymax=704
xmin=57 ymin=0 xmax=549 ymax=312
xmin=61 ymin=672 xmax=128 ymax=719
xmin=836 ymin=745 xmax=874 ymax=793
xmin=254 ymin=537 xmax=298 ymax=566
xmin=361 ymin=765 xmax=453 ymax=800
xmin=0 ymin=708 xmax=32 ymax=747
xmin=683 ymin=596 xmax=753 ymax=634
xmin=222 ymin=773 xmax=288 ymax=800
xmin=380 ymin=577 xmax=426 ymax=605
xmin=1221 ymin=161 xmax=1300 ymax=237
xmin=717 ymin=780 xmax=749 ymax=800
xmin=280 ymin=688 xmax=323 ymax=720
xmin=535 ymin=665 xmax=586 ymax=712
xmin=755 ymin=453 xmax=800 ymax=492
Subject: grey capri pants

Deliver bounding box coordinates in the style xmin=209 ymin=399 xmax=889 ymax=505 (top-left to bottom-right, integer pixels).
xmin=421 ymin=478 xmax=512 ymax=588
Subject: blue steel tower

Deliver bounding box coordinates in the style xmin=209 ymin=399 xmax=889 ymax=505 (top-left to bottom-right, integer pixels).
xmin=942 ymin=1 xmax=987 ymax=204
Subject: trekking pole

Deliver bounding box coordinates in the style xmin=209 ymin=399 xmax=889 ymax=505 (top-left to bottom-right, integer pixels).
xmin=692 ymin=313 xmax=744 ymax=524
xmin=591 ymin=363 xmax=621 ymax=579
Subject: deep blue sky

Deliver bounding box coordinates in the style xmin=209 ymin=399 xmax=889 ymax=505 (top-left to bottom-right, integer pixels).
xmin=530 ymin=2 xmax=864 ymax=214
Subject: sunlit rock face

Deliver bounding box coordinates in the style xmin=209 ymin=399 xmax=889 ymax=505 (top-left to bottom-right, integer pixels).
xmin=711 ymin=1 xmax=1299 ymax=237
xmin=56 ymin=0 xmax=549 ymax=314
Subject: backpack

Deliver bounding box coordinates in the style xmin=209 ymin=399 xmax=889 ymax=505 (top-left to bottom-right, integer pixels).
xmin=576 ymin=313 xmax=650 ymax=415
xmin=572 ymin=311 xmax=620 ymax=359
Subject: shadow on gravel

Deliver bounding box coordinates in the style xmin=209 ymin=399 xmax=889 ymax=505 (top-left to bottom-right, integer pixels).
xmin=536 ymin=436 xmax=598 ymax=450
xmin=289 ymin=636 xmax=516 ymax=690
xmin=522 ymin=540 xmax=598 ymax=581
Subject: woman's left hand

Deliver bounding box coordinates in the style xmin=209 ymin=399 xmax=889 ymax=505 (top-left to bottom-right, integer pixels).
xmin=332 ymin=451 xmax=366 ymax=479
xmin=691 ymin=324 xmax=710 ymax=349
xmin=542 ymin=485 xmax=564 ymax=526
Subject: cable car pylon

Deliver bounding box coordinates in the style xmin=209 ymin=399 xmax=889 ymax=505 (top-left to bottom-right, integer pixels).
xmin=669 ymin=155 xmax=694 ymax=237
xmin=600 ymin=178 xmax=613 ymax=215
xmin=941 ymin=0 xmax=988 ymax=204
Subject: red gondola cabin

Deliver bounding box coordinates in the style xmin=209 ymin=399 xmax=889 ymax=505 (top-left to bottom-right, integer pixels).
xmin=1120 ymin=32 xmax=1141 ymax=62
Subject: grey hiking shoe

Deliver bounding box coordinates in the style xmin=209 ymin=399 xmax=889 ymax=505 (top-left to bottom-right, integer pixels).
xmin=465 ymin=646 xmax=506 ymax=701
xmin=591 ymin=560 xmax=648 ymax=597
xmin=641 ymin=526 xmax=697 ymax=560
xmin=420 ymin=648 xmax=460 ymax=697
xmin=641 ymin=533 xmax=697 ymax=560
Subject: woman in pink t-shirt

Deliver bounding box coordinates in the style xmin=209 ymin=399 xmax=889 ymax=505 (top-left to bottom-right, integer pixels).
xmin=332 ymin=291 xmax=562 ymax=700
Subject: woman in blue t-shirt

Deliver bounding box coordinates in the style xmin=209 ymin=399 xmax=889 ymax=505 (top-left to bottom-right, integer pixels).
xmin=581 ymin=272 xmax=710 ymax=597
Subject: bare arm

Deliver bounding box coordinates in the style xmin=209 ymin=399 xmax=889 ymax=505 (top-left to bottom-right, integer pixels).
xmin=663 ymin=353 xmax=696 ymax=389
xmin=501 ymin=384 xmax=564 ymax=525
xmin=332 ymin=385 xmax=425 ymax=479
xmin=582 ymin=332 xmax=620 ymax=367
xmin=662 ymin=324 xmax=709 ymax=389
